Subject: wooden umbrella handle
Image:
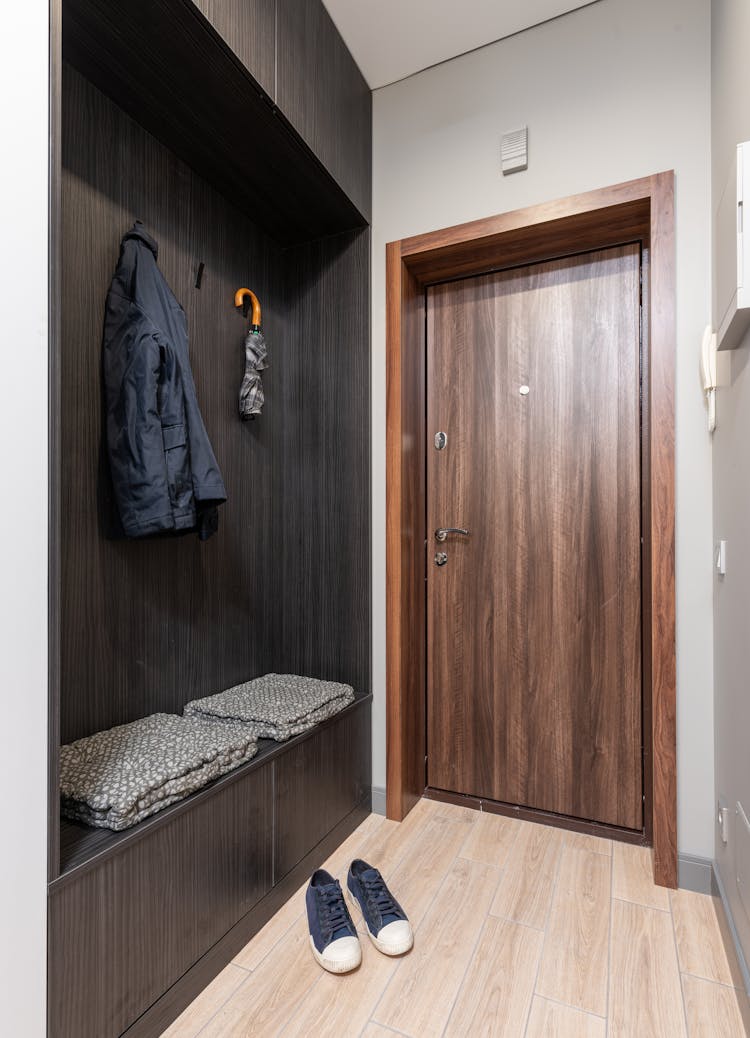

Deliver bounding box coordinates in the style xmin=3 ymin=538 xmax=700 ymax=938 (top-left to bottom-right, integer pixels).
xmin=234 ymin=287 xmax=261 ymax=328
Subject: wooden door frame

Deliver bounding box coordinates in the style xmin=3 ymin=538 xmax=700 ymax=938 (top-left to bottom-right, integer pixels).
xmin=385 ymin=173 xmax=677 ymax=888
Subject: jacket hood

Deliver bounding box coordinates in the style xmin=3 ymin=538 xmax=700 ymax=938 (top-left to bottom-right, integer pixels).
xmin=122 ymin=221 xmax=159 ymax=259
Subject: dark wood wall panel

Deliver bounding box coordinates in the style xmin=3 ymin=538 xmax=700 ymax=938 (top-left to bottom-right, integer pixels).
xmin=61 ymin=65 xmax=283 ymax=742
xmin=277 ymin=0 xmax=372 ymax=220
xmin=49 ymin=763 xmax=274 ymax=1038
xmin=274 ymin=697 xmax=371 ymax=879
xmin=279 ymin=228 xmax=372 ymax=695
xmin=192 ymin=0 xmax=276 ymax=98
xmin=60 ymin=66 xmax=371 ymax=744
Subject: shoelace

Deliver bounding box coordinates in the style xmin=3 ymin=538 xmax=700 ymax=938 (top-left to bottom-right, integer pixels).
xmin=361 ymin=872 xmax=399 ymax=917
xmin=317 ymin=883 xmax=350 ymax=935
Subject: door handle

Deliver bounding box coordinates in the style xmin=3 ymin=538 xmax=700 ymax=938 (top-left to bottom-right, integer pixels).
xmin=435 ymin=527 xmax=470 ymax=543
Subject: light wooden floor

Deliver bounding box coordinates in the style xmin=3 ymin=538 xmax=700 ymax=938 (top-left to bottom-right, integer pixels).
xmin=161 ymin=799 xmax=749 ymax=1038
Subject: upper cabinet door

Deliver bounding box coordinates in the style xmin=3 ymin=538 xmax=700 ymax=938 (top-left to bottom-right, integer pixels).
xmin=277 ymin=0 xmax=372 ymax=220
xmin=192 ymin=0 xmax=276 ymax=100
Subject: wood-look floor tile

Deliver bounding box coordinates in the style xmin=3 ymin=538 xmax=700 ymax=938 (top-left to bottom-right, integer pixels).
xmin=283 ymin=934 xmax=397 ymax=1038
xmin=233 ymin=813 xmax=384 ymax=971
xmin=202 ymin=920 xmax=320 ymax=1037
xmin=682 ymin=975 xmax=747 ymax=1037
xmin=671 ymin=889 xmax=738 ymax=987
xmin=489 ymin=822 xmax=564 ymax=929
xmin=422 ymin=797 xmax=478 ymax=824
xmin=373 ymin=857 xmax=501 ymax=1036
xmin=400 ymin=795 xmax=450 ymax=827
xmin=459 ymin=810 xmax=521 ymax=868
xmin=563 ymin=830 xmax=612 ymax=856
xmin=232 ymin=883 xmax=307 ymax=971
xmin=383 ymin=809 xmax=477 ymax=929
xmin=322 ymin=811 xmax=388 ymax=880
xmin=443 ymin=915 xmax=543 ymax=1037
xmin=535 ymin=847 xmax=611 ymax=1016
xmin=609 ymin=899 xmax=687 ymax=1037
xmin=612 ymin=842 xmax=669 ymax=911
xmin=526 ymin=997 xmax=606 ymax=1038
xmin=360 ymin=1025 xmax=400 ymax=1038
xmin=350 ymin=799 xmax=453 ymax=888
xmin=160 ymin=964 xmax=247 ymax=1038
xmin=347 ymin=818 xmax=414 ymax=881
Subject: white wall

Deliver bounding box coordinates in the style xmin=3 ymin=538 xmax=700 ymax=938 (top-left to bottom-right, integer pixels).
xmin=372 ymin=0 xmax=715 ymax=857
xmin=711 ymin=0 xmax=750 ymax=967
xmin=0 ymin=7 xmax=50 ymax=1036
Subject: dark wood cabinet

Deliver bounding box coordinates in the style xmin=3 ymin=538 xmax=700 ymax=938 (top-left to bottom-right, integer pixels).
xmin=63 ymin=0 xmax=366 ymax=244
xmin=49 ymin=765 xmax=274 ymax=1038
xmin=277 ymin=0 xmax=372 ymax=220
xmin=49 ymin=698 xmax=370 ymax=1038
xmin=50 ymin=0 xmax=372 ymax=1033
xmin=192 ymin=0 xmax=276 ymax=99
xmin=274 ymin=697 xmax=371 ymax=879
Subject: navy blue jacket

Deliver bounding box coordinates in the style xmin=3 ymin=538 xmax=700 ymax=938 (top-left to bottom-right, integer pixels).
xmin=103 ymin=223 xmax=226 ymax=540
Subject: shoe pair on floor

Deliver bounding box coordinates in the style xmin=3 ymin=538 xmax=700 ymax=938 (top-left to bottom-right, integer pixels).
xmin=306 ymin=859 xmax=413 ymax=973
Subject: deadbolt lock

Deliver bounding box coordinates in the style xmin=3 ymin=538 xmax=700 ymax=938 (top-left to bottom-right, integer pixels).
xmin=434 ymin=552 xmax=449 ymax=567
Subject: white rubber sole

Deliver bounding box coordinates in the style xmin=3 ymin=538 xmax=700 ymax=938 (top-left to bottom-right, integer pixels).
xmin=347 ymin=887 xmax=414 ymax=956
xmin=308 ymin=934 xmax=361 ymax=974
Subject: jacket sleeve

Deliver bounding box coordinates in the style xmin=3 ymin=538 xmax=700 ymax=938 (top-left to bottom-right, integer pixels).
xmin=106 ymin=326 xmax=175 ymax=537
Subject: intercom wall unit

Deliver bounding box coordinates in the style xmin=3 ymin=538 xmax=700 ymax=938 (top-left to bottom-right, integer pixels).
xmin=716 ymin=140 xmax=750 ymax=350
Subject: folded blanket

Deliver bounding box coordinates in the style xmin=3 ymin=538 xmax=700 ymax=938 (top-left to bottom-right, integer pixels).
xmin=60 ymin=713 xmax=258 ymax=831
xmin=184 ymin=673 xmax=355 ymax=742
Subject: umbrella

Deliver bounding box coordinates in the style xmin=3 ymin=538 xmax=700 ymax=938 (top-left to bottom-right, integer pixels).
xmin=234 ymin=287 xmax=268 ymax=420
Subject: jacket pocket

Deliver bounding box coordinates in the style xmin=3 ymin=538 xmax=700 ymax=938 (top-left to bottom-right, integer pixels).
xmin=161 ymin=423 xmax=193 ymax=513
xmin=162 ymin=423 xmax=187 ymax=451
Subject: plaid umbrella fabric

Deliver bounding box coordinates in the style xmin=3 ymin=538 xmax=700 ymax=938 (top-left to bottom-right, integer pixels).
xmin=239 ymin=327 xmax=267 ymax=418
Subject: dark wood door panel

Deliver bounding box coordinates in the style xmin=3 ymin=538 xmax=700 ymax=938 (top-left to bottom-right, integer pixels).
xmin=276 ymin=0 xmax=371 ymax=219
xmin=191 ymin=0 xmax=276 ymax=98
xmin=427 ymin=245 xmax=642 ymax=830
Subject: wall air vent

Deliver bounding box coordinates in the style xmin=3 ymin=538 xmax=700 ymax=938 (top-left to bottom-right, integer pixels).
xmin=501 ymin=126 xmax=528 ymax=175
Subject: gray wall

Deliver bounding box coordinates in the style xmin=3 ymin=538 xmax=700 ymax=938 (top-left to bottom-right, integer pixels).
xmin=712 ymin=0 xmax=750 ymax=967
xmin=0 ymin=6 xmax=49 ymax=1035
xmin=372 ymin=0 xmax=715 ymax=856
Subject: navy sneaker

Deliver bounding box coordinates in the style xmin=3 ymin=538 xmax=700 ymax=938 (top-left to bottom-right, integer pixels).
xmin=305 ymin=869 xmax=362 ymax=973
xmin=346 ymin=859 xmax=414 ymax=956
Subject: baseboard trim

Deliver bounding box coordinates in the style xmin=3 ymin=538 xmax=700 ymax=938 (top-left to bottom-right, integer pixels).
xmin=713 ymin=860 xmax=750 ymax=998
xmin=372 ymin=785 xmax=386 ymax=816
xmin=678 ymin=853 xmax=717 ymax=895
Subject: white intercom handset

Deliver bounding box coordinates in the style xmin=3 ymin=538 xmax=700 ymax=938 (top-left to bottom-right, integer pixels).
xmin=701 ymin=325 xmax=718 ymax=433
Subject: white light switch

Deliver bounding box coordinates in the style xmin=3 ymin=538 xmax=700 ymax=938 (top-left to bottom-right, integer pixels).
xmin=716 ymin=540 xmax=727 ymax=577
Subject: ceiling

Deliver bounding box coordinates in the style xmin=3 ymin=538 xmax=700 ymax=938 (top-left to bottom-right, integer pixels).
xmin=321 ymin=0 xmax=598 ymax=89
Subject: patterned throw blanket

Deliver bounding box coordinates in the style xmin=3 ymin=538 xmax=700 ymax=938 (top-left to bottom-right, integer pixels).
xmin=61 ymin=713 xmax=258 ymax=831
xmin=184 ymin=673 xmax=355 ymax=741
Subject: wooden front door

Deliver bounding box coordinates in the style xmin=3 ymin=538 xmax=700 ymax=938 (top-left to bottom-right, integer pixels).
xmin=426 ymin=244 xmax=643 ymax=830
